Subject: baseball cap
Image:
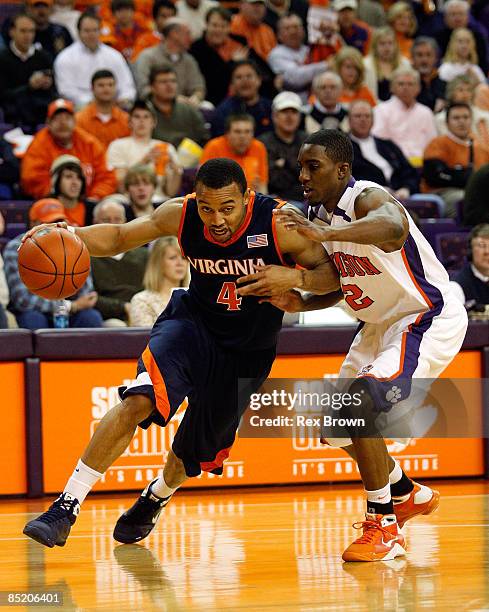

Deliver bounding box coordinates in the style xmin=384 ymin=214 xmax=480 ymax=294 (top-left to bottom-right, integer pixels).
xmin=272 ymin=91 xmax=303 ymax=112
xmin=29 ymin=199 xmax=68 ymax=224
xmin=47 ymin=98 xmax=75 ymax=120
xmin=50 ymin=154 xmax=82 ymax=176
xmin=333 ymin=0 xmax=358 ymax=10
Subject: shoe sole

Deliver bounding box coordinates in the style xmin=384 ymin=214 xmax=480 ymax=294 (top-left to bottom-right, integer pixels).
xmin=342 ymin=542 xmax=407 ymax=562
xmin=397 ymin=491 xmax=440 ymax=528
xmin=23 ymin=524 xmax=68 ymax=548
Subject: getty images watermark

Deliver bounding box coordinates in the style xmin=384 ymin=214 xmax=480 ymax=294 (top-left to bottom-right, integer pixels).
xmin=237 ymin=378 xmax=489 ymax=439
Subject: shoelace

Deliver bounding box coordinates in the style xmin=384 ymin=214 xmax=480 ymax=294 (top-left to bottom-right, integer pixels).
xmin=351 ymin=519 xmax=395 ymax=545
xmin=38 ymin=502 xmax=74 ymax=524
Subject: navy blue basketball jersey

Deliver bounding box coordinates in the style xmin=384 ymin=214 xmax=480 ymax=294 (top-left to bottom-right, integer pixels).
xmin=178 ymin=191 xmax=291 ymax=350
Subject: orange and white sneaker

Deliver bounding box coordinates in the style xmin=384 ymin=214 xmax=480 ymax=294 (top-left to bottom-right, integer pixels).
xmin=394 ymin=482 xmax=440 ymax=528
xmin=342 ymin=514 xmax=407 ymax=562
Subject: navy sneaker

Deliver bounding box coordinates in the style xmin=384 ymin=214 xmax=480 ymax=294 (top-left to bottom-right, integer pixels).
xmin=113 ymin=479 xmax=172 ymax=544
xmin=23 ymin=493 xmax=79 ymax=548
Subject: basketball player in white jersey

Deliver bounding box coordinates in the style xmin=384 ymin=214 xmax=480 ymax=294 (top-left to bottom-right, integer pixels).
xmin=238 ymin=129 xmax=468 ymax=562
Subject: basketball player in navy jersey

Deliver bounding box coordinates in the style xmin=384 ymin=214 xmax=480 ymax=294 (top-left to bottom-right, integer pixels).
xmin=239 ymin=130 xmax=468 ymax=562
xmin=22 ymin=158 xmax=342 ymax=548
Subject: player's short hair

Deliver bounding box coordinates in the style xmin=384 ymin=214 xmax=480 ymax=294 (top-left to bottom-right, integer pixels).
xmin=303 ymin=129 xmax=353 ymax=165
xmin=91 ymin=69 xmax=115 ymax=86
xmin=195 ymin=159 xmax=247 ymax=195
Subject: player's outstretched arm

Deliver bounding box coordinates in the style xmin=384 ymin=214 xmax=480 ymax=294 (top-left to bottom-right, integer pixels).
xmin=261 ymin=289 xmax=344 ymax=313
xmin=274 ymin=188 xmax=409 ymax=251
xmin=237 ymin=214 xmax=340 ymax=296
xmin=22 ymin=199 xmax=184 ymax=257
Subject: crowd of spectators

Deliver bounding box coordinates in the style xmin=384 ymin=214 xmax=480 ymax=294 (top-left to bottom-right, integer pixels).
xmin=1 ymin=0 xmax=489 ymax=329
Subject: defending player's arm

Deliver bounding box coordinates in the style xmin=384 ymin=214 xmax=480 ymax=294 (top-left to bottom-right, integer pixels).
xmin=274 ymin=188 xmax=409 ymax=251
xmin=237 ymin=217 xmax=340 ymax=296
xmin=21 ymin=198 xmax=184 ymax=257
xmin=263 ymin=289 xmax=344 ymax=313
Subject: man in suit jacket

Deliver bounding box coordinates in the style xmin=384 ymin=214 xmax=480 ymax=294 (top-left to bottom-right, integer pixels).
xmin=348 ymin=99 xmax=419 ymax=200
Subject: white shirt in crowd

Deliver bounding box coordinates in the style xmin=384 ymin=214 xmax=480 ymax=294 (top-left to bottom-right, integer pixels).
xmin=175 ymin=0 xmax=218 ymax=41
xmin=54 ymin=41 xmax=136 ymax=107
xmin=50 ymin=6 xmax=81 ymax=41
xmin=438 ymin=62 xmax=486 ymax=84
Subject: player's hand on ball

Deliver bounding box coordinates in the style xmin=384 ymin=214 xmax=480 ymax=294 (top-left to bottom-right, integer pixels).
xmin=237 ymin=264 xmax=302 ymax=296
xmin=258 ymin=290 xmax=304 ymax=312
xmin=273 ymin=209 xmax=330 ymax=242
xmin=20 ymin=222 xmax=69 ymax=246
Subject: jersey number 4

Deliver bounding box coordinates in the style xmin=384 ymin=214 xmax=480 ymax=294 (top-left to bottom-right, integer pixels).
xmin=217 ymin=282 xmax=242 ymax=311
xmin=342 ymin=284 xmax=374 ymax=311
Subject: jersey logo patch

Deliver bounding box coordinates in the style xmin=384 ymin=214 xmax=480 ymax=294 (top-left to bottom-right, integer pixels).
xmin=247 ymin=234 xmax=268 ymax=248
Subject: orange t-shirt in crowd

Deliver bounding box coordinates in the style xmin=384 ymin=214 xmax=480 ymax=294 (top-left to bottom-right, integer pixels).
xmin=396 ymin=32 xmax=414 ymax=59
xmin=132 ymin=31 xmax=163 ymax=61
xmin=340 ymin=85 xmax=377 ymax=107
xmin=200 ymin=136 xmax=268 ymax=188
xmin=75 ymin=103 xmax=131 ymax=150
xmin=100 ymin=15 xmax=151 ymax=61
xmin=96 ymin=0 xmax=153 ymax=24
xmin=308 ymin=38 xmax=343 ymax=63
xmin=63 ymin=202 xmax=87 ymax=227
xmin=21 ymin=127 xmax=117 ymax=200
xmin=230 ymin=14 xmax=277 ymax=61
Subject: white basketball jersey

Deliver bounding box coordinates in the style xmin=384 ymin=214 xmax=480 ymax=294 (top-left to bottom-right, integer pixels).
xmin=314 ymin=180 xmax=452 ymax=324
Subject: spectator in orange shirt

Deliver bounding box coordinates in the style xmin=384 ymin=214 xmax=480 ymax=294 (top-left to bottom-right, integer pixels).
xmin=334 ymin=46 xmax=376 ymax=107
xmin=387 ymin=1 xmax=417 ymax=59
xmin=75 ymin=69 xmax=130 ymax=150
xmin=21 ymin=98 xmax=117 ymax=200
xmin=132 ymin=0 xmax=177 ymax=61
xmin=49 ymin=154 xmax=96 ymax=226
xmin=100 ymin=0 xmax=151 ymax=61
xmin=230 ymin=0 xmax=277 ymax=62
xmin=200 ymin=113 xmax=268 ymax=192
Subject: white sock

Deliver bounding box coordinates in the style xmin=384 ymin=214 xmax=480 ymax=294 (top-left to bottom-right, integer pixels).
xmin=150 ymin=474 xmax=177 ymax=499
xmin=389 ymin=459 xmax=403 ymax=485
xmin=64 ymin=459 xmax=103 ymax=505
xmin=366 ymin=483 xmax=392 ymax=515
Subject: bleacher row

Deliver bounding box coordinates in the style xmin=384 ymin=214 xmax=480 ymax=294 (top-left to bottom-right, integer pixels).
xmin=0 ymin=196 xmax=470 ymax=272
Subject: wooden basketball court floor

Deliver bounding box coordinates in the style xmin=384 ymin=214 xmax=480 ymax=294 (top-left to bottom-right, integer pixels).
xmin=0 ymin=480 xmax=488 ymax=611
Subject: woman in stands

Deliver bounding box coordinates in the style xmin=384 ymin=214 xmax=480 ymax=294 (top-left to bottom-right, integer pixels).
xmin=363 ymin=26 xmax=411 ymax=102
xmin=387 ymin=2 xmax=417 ymax=59
xmin=129 ymin=236 xmax=189 ymax=326
xmin=439 ymin=28 xmax=486 ymax=84
xmin=334 ymin=46 xmax=376 ymax=108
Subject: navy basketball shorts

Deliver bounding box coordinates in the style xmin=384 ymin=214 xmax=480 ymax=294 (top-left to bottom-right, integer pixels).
xmin=119 ymin=290 xmax=276 ymax=477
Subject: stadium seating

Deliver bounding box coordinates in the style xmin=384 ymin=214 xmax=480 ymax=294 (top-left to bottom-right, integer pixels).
xmin=419 ymin=218 xmax=457 ymax=249
xmin=435 ymin=232 xmax=470 ymax=271
xmin=405 ymin=194 xmax=445 ymax=218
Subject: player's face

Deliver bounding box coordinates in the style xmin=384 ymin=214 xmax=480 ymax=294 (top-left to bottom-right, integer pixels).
xmin=298 ymin=144 xmax=346 ymax=206
xmin=196 ymin=182 xmax=249 ymax=243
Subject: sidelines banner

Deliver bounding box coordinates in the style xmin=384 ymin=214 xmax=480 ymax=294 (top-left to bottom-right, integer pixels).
xmin=0 ymin=363 xmax=26 ymax=495
xmin=40 ymin=352 xmax=484 ymax=493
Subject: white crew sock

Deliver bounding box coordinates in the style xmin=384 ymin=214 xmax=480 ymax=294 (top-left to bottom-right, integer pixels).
xmin=389 ymin=459 xmax=403 ymax=485
xmin=366 ymin=483 xmax=392 ymax=515
xmin=150 ymin=474 xmax=178 ymax=499
xmin=64 ymin=459 xmax=103 ymax=504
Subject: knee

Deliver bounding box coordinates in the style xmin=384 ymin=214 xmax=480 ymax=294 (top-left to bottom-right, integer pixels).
xmin=339 ymin=380 xmax=378 ymax=437
xmin=71 ymin=308 xmax=104 ymax=328
xmin=118 ymin=395 xmax=154 ymax=426
xmin=16 ymin=310 xmax=49 ymax=330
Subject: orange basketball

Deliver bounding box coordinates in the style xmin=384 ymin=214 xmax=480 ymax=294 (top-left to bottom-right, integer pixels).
xmin=18 ymin=227 xmax=90 ymax=300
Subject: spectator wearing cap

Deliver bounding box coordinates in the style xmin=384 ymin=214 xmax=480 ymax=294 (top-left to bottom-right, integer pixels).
xmin=333 ymin=0 xmax=371 ymax=56
xmin=211 ymin=60 xmax=273 ymax=137
xmin=305 ymin=71 xmax=349 ymax=133
xmin=49 ymin=154 xmax=96 ymax=226
xmin=230 ymin=0 xmax=277 ymax=63
xmin=21 ymin=98 xmax=117 ymax=200
xmin=0 ymin=13 xmax=57 ymax=128
xmin=190 ymin=6 xmax=249 ymax=107
xmin=1 ymin=0 xmax=74 ymax=60
xmin=54 ymin=11 xmax=136 ymax=109
xmin=75 ymin=69 xmax=130 ymax=151
xmin=148 ymin=66 xmax=209 ymax=148
xmin=349 ymin=99 xmax=418 ymax=200
xmin=258 ymin=91 xmax=306 ymax=202
xmin=131 ymin=0 xmax=177 ymax=61
xmin=175 ymin=0 xmax=219 ymax=42
xmin=107 ymin=99 xmax=182 ymax=197
xmin=50 ymin=0 xmax=81 ymax=41
xmin=268 ymin=14 xmax=328 ymax=103
xmin=452 ymin=224 xmax=489 ymax=307
xmin=3 ymin=198 xmax=103 ymax=330
xmin=201 ymin=113 xmax=268 ymax=192
xmin=124 ymin=164 xmax=160 ymax=221
xmin=100 ymin=0 xmax=151 ymax=62
xmin=89 ymin=198 xmax=148 ymax=326
xmin=135 ymin=18 xmax=206 ymax=105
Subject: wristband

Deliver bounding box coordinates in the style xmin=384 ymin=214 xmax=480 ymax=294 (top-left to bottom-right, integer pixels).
xmin=66 ymin=226 xmax=76 ymax=234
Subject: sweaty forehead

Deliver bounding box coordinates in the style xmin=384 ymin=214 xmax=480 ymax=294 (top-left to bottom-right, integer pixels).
xmin=298 ymin=144 xmax=332 ymax=164
xmin=195 ymin=182 xmax=244 ymax=205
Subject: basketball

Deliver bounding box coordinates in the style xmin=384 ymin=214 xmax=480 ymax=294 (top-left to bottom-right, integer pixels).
xmin=18 ymin=227 xmax=90 ymax=300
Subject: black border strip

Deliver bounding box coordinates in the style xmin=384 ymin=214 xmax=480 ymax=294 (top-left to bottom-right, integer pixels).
xmin=25 ymin=357 xmax=44 ymax=497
